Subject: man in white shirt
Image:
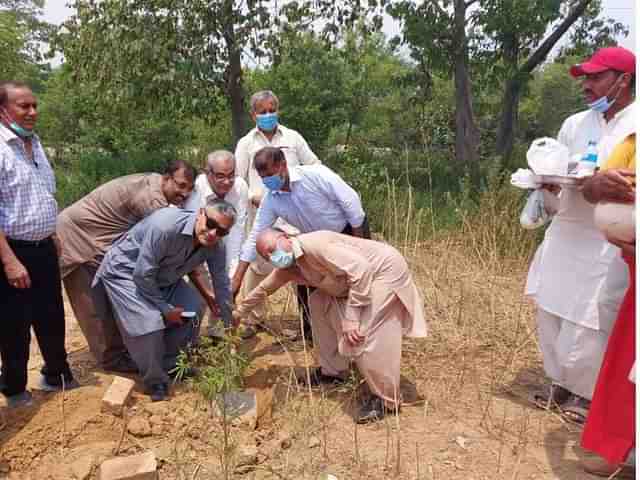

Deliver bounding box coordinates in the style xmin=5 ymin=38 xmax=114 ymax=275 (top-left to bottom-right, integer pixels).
xmin=526 ymin=47 xmax=635 ymax=424
xmin=234 ymin=91 xmax=322 ymax=338
xmin=183 ymin=151 xmax=248 ymax=335
xmin=184 ymin=151 xmax=248 ymax=278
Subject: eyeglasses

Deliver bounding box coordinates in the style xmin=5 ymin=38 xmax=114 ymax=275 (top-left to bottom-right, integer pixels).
xmin=207 ymin=170 xmax=235 ymax=182
xmin=205 ymin=215 xmax=230 ymax=237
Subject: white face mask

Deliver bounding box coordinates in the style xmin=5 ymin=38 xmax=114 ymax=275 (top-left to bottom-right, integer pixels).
xmin=588 ymin=74 xmax=625 ymax=113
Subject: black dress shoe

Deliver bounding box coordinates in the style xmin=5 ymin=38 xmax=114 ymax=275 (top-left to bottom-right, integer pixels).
xmin=298 ymin=367 xmax=345 ymax=387
xmin=102 ymin=356 xmax=139 ymax=374
xmin=356 ymin=396 xmax=399 ymax=424
xmin=149 ymin=383 xmax=168 ymax=402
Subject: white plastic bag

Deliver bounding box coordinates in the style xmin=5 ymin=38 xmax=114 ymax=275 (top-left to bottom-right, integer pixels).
xmin=527 ymin=137 xmax=571 ymax=175
xmin=520 ymin=189 xmax=551 ymax=230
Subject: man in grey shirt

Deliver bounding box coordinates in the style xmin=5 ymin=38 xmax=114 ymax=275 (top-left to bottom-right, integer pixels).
xmin=93 ymin=198 xmax=236 ymax=401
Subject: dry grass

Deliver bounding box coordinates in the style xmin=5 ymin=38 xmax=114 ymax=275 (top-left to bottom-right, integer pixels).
xmin=190 ymin=179 xmax=587 ymax=480
xmin=0 ymin=179 xmax=594 ymax=480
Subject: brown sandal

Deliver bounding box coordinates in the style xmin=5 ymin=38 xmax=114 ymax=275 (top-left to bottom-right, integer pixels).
xmin=530 ymin=383 xmax=572 ymax=410
xmin=561 ymin=395 xmax=591 ymax=425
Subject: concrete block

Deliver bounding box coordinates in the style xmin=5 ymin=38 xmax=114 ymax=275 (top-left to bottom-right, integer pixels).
xmin=102 ymin=376 xmax=136 ymax=416
xmin=98 ymin=451 xmax=157 ymax=480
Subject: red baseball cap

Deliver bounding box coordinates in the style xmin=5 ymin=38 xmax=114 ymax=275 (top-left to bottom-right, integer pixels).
xmin=570 ymin=46 xmax=636 ymax=77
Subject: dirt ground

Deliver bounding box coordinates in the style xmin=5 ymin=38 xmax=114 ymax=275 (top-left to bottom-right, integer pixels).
xmin=0 ymin=241 xmax=613 ymax=480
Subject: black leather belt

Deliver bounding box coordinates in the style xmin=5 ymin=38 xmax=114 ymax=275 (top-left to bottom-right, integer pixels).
xmin=8 ymin=236 xmax=52 ymax=247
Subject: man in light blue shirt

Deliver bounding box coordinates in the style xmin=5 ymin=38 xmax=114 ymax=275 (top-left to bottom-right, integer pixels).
xmin=94 ymin=199 xmax=236 ymax=401
xmin=231 ymin=147 xmax=369 ymax=337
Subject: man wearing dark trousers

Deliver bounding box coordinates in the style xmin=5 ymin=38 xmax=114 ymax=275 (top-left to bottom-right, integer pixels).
xmin=0 ymin=81 xmax=79 ymax=408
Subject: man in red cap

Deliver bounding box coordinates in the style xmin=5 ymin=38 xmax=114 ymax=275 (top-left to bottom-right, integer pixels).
xmin=525 ymin=46 xmax=635 ymax=434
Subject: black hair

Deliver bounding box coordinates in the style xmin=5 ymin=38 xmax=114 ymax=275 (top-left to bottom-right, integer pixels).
xmin=253 ymin=146 xmax=285 ymax=172
xmin=163 ymin=159 xmax=197 ymax=182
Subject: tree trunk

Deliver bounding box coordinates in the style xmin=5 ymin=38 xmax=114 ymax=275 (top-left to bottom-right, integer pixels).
xmin=495 ymin=0 xmax=593 ymax=158
xmin=453 ymin=0 xmax=480 ymax=177
xmin=495 ymin=34 xmax=520 ymax=160
xmin=226 ymin=46 xmax=246 ymax=149
xmin=222 ymin=0 xmax=246 ymax=149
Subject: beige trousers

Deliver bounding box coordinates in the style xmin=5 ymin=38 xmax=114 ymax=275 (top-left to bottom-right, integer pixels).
xmin=63 ymin=264 xmax=127 ymax=367
xmin=309 ymin=290 xmax=404 ymax=406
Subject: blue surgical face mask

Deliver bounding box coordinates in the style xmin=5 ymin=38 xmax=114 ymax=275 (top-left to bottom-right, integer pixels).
xmin=588 ymin=74 xmax=624 ymax=114
xmin=9 ymin=122 xmax=34 ymax=138
xmin=262 ymin=174 xmax=284 ymax=191
xmin=270 ymin=244 xmax=294 ymax=269
xmin=256 ymin=112 xmax=278 ymax=132
xmin=588 ymin=96 xmax=616 ymax=113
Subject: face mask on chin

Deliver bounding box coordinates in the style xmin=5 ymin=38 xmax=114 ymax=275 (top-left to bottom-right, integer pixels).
xmin=1 ymin=109 xmax=34 ymax=138
xmin=588 ymin=74 xmax=625 ymax=114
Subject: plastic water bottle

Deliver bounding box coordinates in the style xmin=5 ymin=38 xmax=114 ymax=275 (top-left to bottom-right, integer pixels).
xmin=578 ymin=141 xmax=598 ymax=176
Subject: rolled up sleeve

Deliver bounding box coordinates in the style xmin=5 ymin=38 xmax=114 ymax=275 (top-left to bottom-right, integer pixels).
xmin=321 ymin=168 xmax=365 ymax=228
xmin=239 ymin=196 xmax=277 ymax=263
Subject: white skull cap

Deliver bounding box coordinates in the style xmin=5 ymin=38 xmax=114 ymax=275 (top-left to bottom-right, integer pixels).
xmin=526 ymin=137 xmax=571 ymax=176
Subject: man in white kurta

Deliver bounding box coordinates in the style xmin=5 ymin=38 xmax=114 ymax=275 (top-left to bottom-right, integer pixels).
xmin=234 ymin=229 xmax=428 ymax=423
xmin=234 ymin=90 xmax=321 ymax=335
xmin=526 ymin=47 xmax=635 ymax=420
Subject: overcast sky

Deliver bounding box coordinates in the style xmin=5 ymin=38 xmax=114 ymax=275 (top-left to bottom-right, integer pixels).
xmin=42 ymin=0 xmax=636 ymax=53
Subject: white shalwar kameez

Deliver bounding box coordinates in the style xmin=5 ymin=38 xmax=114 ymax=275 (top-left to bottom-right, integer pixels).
xmin=525 ymin=103 xmax=635 ymax=400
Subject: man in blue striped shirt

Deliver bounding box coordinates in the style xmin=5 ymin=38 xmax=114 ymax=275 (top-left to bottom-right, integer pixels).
xmin=0 ymin=81 xmax=79 ymax=408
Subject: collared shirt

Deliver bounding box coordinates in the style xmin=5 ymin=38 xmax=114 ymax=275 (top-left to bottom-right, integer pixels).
xmin=235 ymin=124 xmax=321 ymax=199
xmin=57 ymin=173 xmax=169 ymax=278
xmin=183 ymin=173 xmax=249 ymax=276
xmin=0 ymin=124 xmax=57 ymax=240
xmin=557 ymin=103 xmax=636 ymax=167
xmin=94 ymin=208 xmax=231 ymax=328
xmin=525 ymin=103 xmax=635 ymax=331
xmin=240 ymin=165 xmax=366 ymax=263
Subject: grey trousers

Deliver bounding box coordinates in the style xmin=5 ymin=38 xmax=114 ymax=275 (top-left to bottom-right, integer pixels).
xmin=63 ymin=265 xmax=128 ymax=367
xmin=112 ymin=280 xmax=203 ymax=388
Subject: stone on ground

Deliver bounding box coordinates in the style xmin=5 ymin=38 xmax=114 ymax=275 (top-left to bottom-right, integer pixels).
xmin=127 ymin=416 xmax=152 ymax=437
xmin=102 ymin=377 xmax=136 ymax=416
xmin=98 ymin=451 xmax=157 ymax=480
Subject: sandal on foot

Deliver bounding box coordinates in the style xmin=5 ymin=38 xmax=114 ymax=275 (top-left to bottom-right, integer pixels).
xmin=529 ymin=383 xmax=571 ymax=410
xmin=561 ymin=395 xmax=591 ymax=425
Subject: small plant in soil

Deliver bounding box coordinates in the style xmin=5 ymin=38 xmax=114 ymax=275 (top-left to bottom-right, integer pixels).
xmin=173 ymin=333 xmax=249 ymax=479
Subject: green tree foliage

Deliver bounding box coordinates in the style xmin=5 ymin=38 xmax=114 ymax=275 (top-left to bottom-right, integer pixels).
xmin=55 ymin=0 xmax=274 ymax=147
xmin=1 ymin=0 xmax=51 ymax=83
xmin=519 ymin=57 xmax=584 ymax=142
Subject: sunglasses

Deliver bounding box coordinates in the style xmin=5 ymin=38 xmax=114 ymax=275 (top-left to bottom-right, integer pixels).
xmin=204 ymin=215 xmax=230 ymax=237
